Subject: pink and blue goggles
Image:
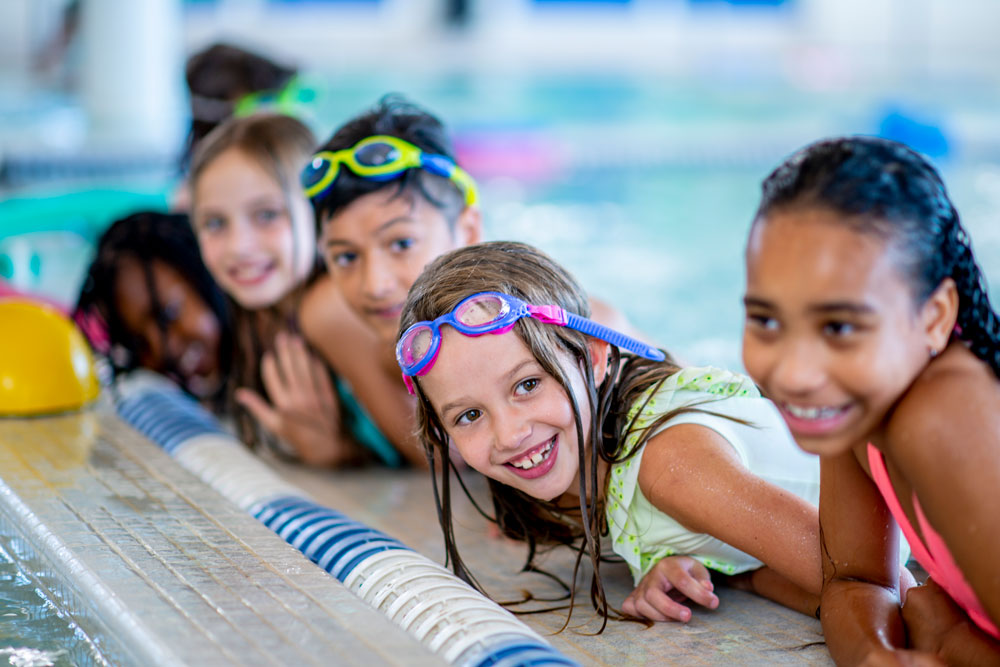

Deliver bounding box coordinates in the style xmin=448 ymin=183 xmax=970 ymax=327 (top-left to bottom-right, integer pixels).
xmin=396 ymin=291 xmax=664 ymax=393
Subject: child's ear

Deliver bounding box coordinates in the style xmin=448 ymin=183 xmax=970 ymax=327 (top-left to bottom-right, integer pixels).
xmin=453 ymin=206 xmax=483 ymax=247
xmin=588 ymin=340 xmax=611 ymax=384
xmin=921 ymin=277 xmax=959 ymax=353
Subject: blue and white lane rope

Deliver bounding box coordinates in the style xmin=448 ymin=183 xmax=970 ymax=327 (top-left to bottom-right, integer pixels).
xmin=114 ymin=375 xmax=577 ymax=667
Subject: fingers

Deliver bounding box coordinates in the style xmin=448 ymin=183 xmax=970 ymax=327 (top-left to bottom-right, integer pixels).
xmin=664 ymin=559 xmax=719 ymax=610
xmin=235 ymin=388 xmax=282 ymax=436
xmin=271 ymin=332 xmax=337 ymax=412
xmin=629 ymin=585 xmax=696 ymax=622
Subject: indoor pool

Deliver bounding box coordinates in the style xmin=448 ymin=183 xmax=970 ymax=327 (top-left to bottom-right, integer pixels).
xmin=3 ymin=73 xmax=1000 ymax=662
xmin=5 ymin=73 xmax=1000 ymax=371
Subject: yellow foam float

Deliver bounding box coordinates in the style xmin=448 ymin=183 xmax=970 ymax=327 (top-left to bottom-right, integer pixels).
xmin=0 ymin=299 xmax=100 ymax=416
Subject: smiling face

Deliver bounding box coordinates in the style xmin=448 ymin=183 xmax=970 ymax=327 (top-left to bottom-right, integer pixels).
xmin=192 ymin=147 xmax=315 ymax=310
xmin=113 ymin=256 xmax=223 ymax=398
xmin=320 ymin=188 xmax=480 ymax=343
xmin=418 ymin=327 xmax=592 ymax=502
xmin=742 ymin=207 xmax=944 ymax=457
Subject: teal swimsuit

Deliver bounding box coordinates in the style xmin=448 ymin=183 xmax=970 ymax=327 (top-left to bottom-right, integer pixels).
xmin=334 ymin=376 xmax=403 ymax=467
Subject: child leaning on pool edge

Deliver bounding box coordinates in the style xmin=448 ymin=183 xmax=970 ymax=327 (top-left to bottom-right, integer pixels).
xmin=742 ymin=136 xmax=1000 ymax=665
xmin=298 ymin=94 xmax=637 ymax=468
xmin=189 ymin=113 xmax=384 ymax=467
xmin=395 ymin=240 xmax=863 ymax=628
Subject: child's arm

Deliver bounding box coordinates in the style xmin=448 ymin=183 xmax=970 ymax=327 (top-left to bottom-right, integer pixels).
xmin=888 ymin=368 xmax=1000 ymax=661
xmin=299 ymin=278 xmax=427 ymax=467
xmin=637 ymin=423 xmax=823 ymax=601
xmin=817 ymin=449 xmax=911 ymax=665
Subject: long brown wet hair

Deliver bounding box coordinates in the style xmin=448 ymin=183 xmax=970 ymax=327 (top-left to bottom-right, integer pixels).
xmin=400 ymin=241 xmax=694 ymax=629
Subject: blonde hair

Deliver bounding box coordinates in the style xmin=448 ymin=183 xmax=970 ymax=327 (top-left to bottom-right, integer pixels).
xmin=189 ymin=113 xmax=323 ymax=452
xmin=400 ymin=241 xmax=681 ymax=628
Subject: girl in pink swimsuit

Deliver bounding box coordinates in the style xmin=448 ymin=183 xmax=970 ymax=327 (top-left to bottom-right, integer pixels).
xmin=742 ymin=136 xmax=1000 ymax=665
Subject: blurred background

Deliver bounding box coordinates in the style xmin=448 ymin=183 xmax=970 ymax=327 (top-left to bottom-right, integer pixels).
xmin=2 ymin=0 xmax=1000 ymax=369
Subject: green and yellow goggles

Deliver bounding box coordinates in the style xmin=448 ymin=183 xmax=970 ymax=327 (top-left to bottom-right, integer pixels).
xmin=233 ymin=75 xmax=316 ymax=119
xmin=301 ymin=135 xmax=478 ymax=206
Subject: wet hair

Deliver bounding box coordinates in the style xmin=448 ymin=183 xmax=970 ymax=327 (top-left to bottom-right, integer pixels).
xmin=311 ymin=94 xmax=467 ymax=234
xmin=400 ymin=241 xmax=681 ymax=630
xmin=755 ymin=136 xmax=1000 ymax=377
xmin=74 ymin=211 xmax=232 ymax=400
xmin=189 ymin=113 xmax=322 ymax=449
xmin=183 ymin=42 xmax=297 ymax=167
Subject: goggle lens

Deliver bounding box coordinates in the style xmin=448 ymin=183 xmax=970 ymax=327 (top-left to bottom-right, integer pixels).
xmin=400 ymin=326 xmax=435 ymax=366
xmin=455 ymin=294 xmax=506 ymax=328
xmin=355 ymin=142 xmax=400 ymax=168
xmin=301 ymin=155 xmax=333 ymax=192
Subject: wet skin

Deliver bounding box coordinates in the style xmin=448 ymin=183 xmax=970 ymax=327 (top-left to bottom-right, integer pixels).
xmin=417 ymin=328 xmax=591 ymax=502
xmin=113 ymin=256 xmax=222 ymax=398
xmin=743 ymin=208 xmax=1000 ymax=664
xmin=320 ymin=189 xmax=480 ymax=346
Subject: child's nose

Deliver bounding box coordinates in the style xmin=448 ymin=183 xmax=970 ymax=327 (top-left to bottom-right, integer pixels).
xmin=493 ymin=409 xmax=532 ymax=452
xmin=362 ymin=255 xmax=395 ymax=300
xmin=771 ymin=339 xmax=827 ymax=395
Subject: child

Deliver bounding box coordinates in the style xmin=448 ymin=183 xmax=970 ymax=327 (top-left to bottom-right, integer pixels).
xmin=742 ymin=136 xmax=1000 ymax=665
xmin=299 ymin=95 xmax=633 ymax=467
xmin=189 ymin=113 xmax=375 ymax=466
xmin=74 ymin=211 xmax=230 ymax=403
xmin=397 ymin=240 xmax=830 ymax=626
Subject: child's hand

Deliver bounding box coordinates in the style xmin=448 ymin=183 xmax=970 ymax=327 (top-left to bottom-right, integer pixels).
xmin=902 ymin=579 xmax=1000 ymax=666
xmin=236 ymin=332 xmax=350 ymax=466
xmin=622 ymin=555 xmax=719 ymax=622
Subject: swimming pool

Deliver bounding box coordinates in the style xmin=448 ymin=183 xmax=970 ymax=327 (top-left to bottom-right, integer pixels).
xmin=6 ymin=73 xmax=1000 ymax=370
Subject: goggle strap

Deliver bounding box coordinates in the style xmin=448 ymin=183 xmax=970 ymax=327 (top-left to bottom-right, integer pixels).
xmin=402 ymin=374 xmax=416 ymax=396
xmin=564 ymin=312 xmax=665 ymax=362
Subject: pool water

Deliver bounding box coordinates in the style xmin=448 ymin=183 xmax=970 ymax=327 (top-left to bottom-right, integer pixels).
xmin=0 ymin=538 xmax=106 ymax=667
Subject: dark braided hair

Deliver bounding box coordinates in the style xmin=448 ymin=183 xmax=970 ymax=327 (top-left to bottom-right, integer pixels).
xmin=74 ymin=211 xmax=232 ymax=401
xmin=310 ymin=94 xmax=467 ymax=234
xmin=755 ymin=136 xmax=1000 ymax=378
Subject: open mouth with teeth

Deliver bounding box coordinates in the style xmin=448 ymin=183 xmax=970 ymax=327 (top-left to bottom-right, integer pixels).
xmin=504 ymin=436 xmax=559 ymax=479
xmin=229 ymin=262 xmax=276 ymax=286
xmin=779 ymin=402 xmax=852 ymax=436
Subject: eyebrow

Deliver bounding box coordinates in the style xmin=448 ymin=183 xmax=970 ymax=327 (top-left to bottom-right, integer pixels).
xmin=743 ymin=296 xmax=876 ymax=315
xmin=325 ymin=215 xmax=413 ymax=248
xmin=438 ymin=358 xmax=539 ymax=418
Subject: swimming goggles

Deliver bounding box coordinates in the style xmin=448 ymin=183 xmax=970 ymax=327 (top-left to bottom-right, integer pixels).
xmin=301 ymin=135 xmax=479 ymax=206
xmin=232 ymin=75 xmax=317 ymax=119
xmin=396 ymin=291 xmax=664 ymax=394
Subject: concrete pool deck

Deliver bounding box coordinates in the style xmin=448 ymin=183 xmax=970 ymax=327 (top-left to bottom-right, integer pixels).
xmin=0 ymin=410 xmax=442 ymax=666
xmin=270 ymin=458 xmax=834 ymax=666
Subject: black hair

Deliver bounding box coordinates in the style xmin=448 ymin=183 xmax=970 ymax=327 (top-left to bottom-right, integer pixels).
xmin=74 ymin=211 xmax=232 ymax=400
xmin=755 ymin=135 xmax=1000 ymax=377
xmin=183 ymin=42 xmax=297 ymax=168
xmin=310 ymin=94 xmax=466 ymax=234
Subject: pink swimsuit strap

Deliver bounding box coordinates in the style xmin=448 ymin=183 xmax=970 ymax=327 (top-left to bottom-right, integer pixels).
xmin=867 ymin=443 xmax=999 ymax=640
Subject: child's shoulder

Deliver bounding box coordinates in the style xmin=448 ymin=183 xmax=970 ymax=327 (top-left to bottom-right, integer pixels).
xmin=888 ymin=344 xmax=1000 ymax=459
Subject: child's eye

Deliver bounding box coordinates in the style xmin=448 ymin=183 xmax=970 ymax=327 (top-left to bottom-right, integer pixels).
xmin=331 ymin=251 xmax=358 ymax=268
xmin=389 ymin=238 xmax=415 ymax=253
xmin=746 ymin=313 xmax=779 ymax=333
xmin=456 ymin=409 xmax=482 ymax=425
xmin=198 ymin=216 xmax=225 ymax=233
xmin=515 ymin=378 xmax=540 ymax=395
xmin=159 ymin=301 xmax=182 ymax=325
xmin=823 ymin=321 xmax=856 ymax=337
xmin=254 ymin=208 xmax=282 ymax=225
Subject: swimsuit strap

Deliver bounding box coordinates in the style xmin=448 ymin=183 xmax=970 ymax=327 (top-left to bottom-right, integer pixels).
xmin=867 ymin=443 xmax=1000 ymax=639
xmin=866 ymin=443 xmax=936 ymax=569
